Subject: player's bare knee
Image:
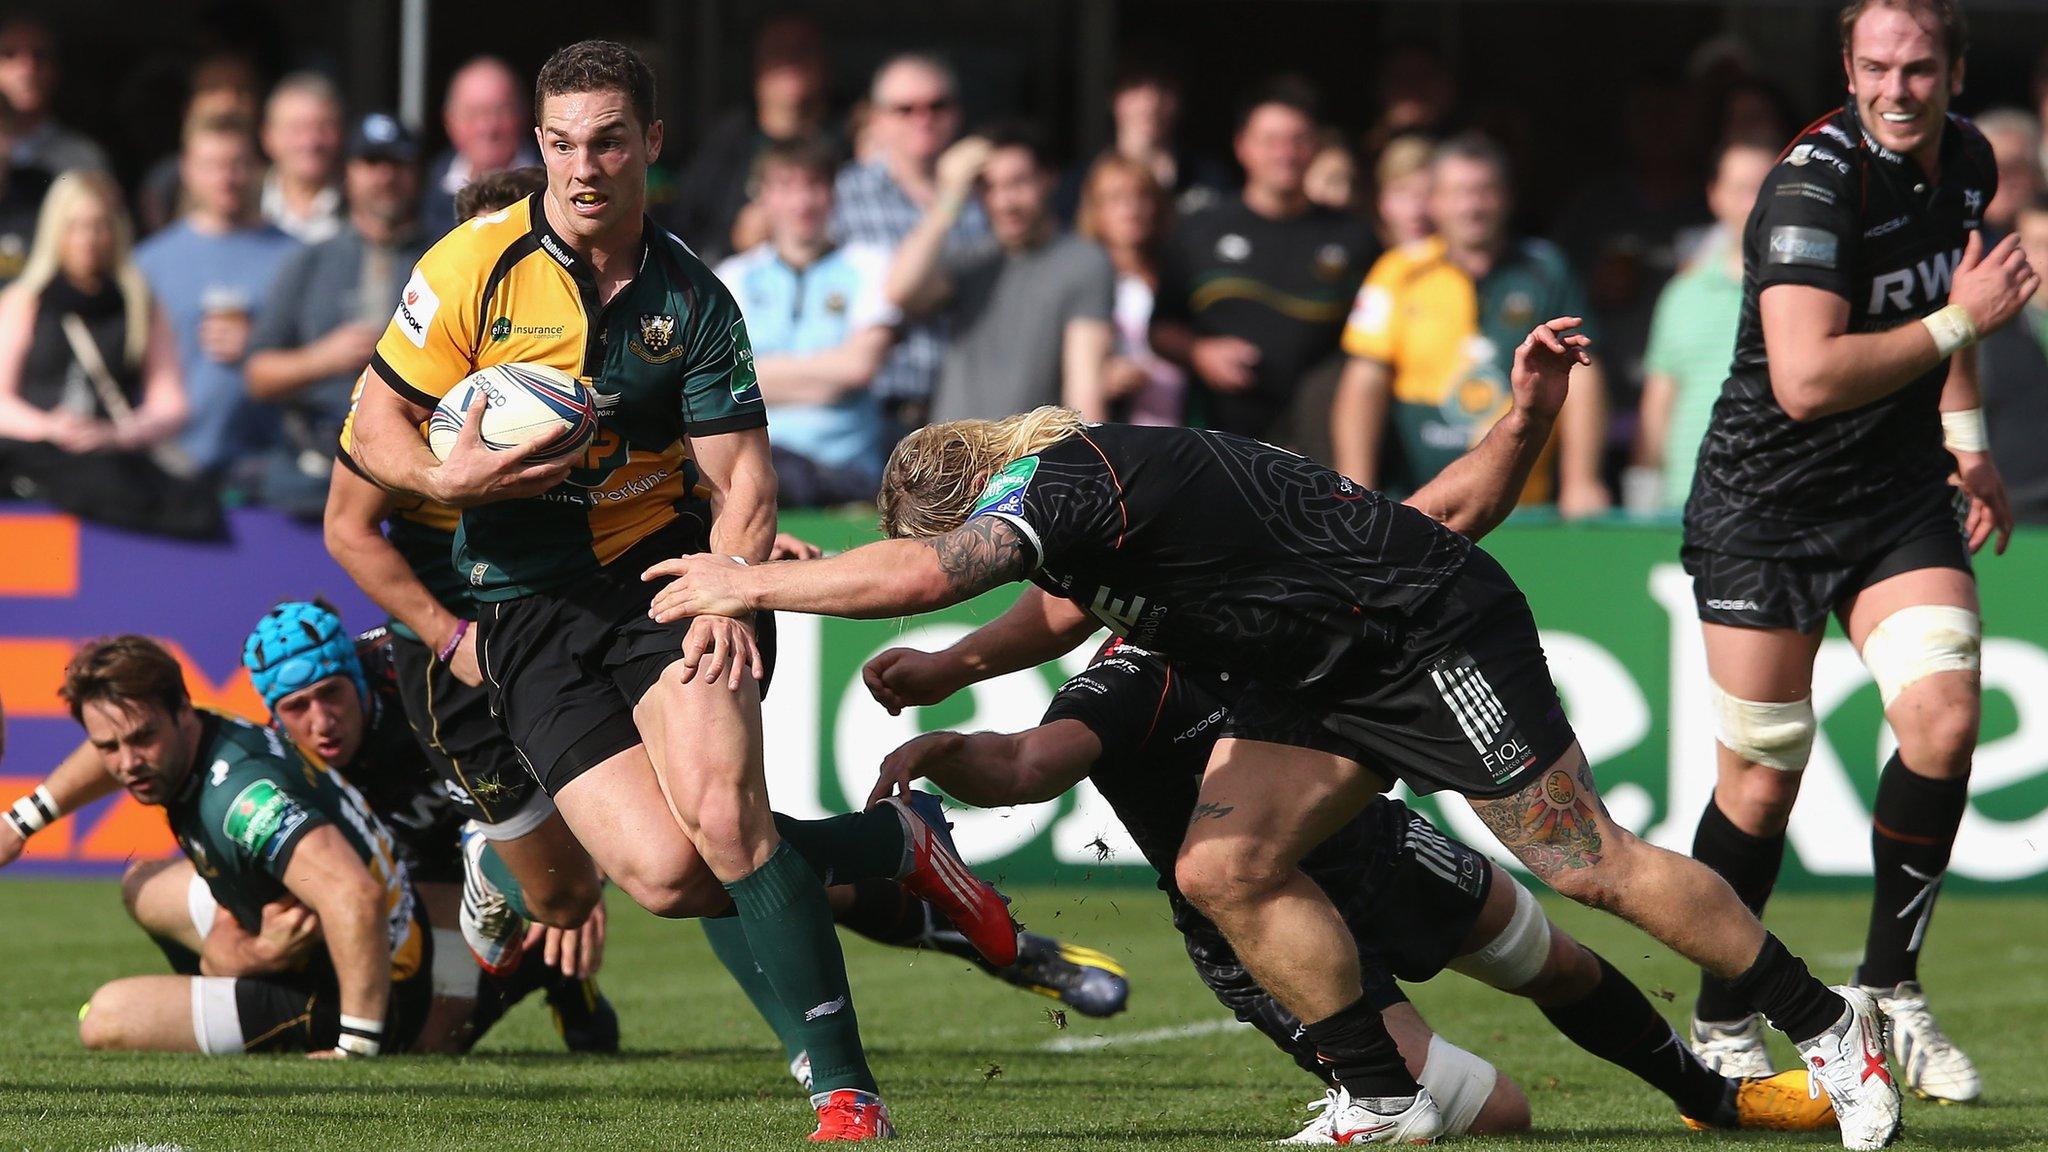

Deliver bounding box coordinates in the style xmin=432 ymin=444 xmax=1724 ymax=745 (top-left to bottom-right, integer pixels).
xmin=1470 ymin=1074 xmax=1532 ymax=1135
xmin=119 ymin=858 xmax=172 ymax=917
xmin=77 ymin=985 xmax=129 ymax=1050
xmin=1174 ymin=842 xmax=1280 ymax=918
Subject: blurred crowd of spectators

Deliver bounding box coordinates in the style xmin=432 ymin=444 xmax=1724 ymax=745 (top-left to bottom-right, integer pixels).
xmin=3 ymin=12 xmax=2048 ymax=538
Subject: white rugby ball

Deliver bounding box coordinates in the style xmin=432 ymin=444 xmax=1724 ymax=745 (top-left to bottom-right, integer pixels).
xmin=427 ymin=362 xmax=599 ymax=464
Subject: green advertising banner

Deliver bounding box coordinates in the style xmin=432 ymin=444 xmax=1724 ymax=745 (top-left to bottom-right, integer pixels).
xmin=769 ymin=511 xmax=2048 ymax=893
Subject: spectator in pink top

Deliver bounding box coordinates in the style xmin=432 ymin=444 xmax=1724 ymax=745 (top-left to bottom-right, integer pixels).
xmin=1076 ymin=153 xmax=1183 ymax=425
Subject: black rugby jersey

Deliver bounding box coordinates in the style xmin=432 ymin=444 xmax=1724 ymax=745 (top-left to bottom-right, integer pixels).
xmin=342 ymin=628 xmax=468 ymax=847
xmin=966 ymin=423 xmax=1471 ymax=690
xmin=1687 ymin=104 xmax=1996 ymax=555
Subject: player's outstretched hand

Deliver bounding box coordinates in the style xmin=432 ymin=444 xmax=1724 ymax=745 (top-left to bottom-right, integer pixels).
xmin=678 ymin=615 xmax=764 ymax=690
xmin=867 ymin=731 xmax=967 ymax=808
xmin=1952 ymin=451 xmax=2014 ymax=556
xmin=863 ymin=648 xmax=964 ymax=715
xmin=425 ymin=391 xmax=577 ymax=508
xmin=770 ymin=533 xmax=823 ymax=561
xmin=1510 ymin=316 xmax=1591 ymax=423
xmin=1951 ymin=229 xmax=2042 ymax=338
xmin=643 ymin=553 xmax=757 ymax=621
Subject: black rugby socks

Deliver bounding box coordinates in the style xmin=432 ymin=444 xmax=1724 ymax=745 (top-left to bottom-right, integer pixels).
xmin=1302 ymin=994 xmax=1422 ymax=1099
xmin=1689 ymin=795 xmax=1786 ymax=1023
xmin=772 ymin=809 xmax=908 ymax=887
xmin=1727 ymin=932 xmax=1844 ymax=1043
xmin=833 ymin=878 xmax=933 ymax=948
xmin=1858 ymin=754 xmax=1968 ymax=989
xmin=1539 ymin=951 xmax=1729 ymax=1121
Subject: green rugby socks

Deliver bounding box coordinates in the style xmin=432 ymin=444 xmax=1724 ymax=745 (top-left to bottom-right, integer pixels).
xmin=479 ymin=843 xmax=535 ymax=922
xmin=701 ymin=914 xmax=803 ymax=1062
xmin=725 ymin=841 xmax=878 ymax=1095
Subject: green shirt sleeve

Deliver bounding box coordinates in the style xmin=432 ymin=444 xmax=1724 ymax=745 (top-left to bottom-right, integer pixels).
xmin=1642 ymin=275 xmax=1687 ymax=379
xmin=678 ymin=261 xmax=769 ymax=437
xmin=199 ymin=752 xmax=331 ymax=878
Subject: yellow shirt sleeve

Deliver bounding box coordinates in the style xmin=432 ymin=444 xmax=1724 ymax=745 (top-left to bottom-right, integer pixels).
xmin=1339 ymin=251 xmax=1405 ymax=364
xmin=370 ymin=229 xmax=488 ymax=409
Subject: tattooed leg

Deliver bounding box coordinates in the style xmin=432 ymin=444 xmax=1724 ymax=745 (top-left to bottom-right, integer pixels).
xmin=1469 ymin=744 xmax=1769 ymax=979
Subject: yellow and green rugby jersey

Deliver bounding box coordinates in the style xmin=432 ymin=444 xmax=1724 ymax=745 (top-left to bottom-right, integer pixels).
xmin=367 ymin=192 xmax=765 ymax=601
xmin=1341 ymin=236 xmax=1590 ymax=505
xmin=168 ymin=710 xmax=425 ymax=982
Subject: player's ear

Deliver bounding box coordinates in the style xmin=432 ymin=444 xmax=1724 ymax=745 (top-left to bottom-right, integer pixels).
xmin=646 ymin=118 xmax=664 ymax=165
xmin=1950 ymin=56 xmax=1966 ymax=99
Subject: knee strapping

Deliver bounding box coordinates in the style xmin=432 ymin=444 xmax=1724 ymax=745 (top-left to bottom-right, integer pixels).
xmin=1861 ymin=605 xmax=1980 ymax=707
xmin=1710 ymin=682 xmax=1815 ymax=773
xmin=1448 ymin=878 xmax=1551 ymax=991
xmin=189 ymin=976 xmax=245 ymax=1054
xmin=1418 ymin=1034 xmax=1499 ymax=1136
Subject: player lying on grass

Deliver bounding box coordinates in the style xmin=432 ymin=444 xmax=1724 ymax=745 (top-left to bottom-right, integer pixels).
xmin=642 ymin=318 xmax=1901 ymax=1149
xmin=1 ymin=601 xmax=1127 ymax=1056
xmin=867 ymin=616 xmax=1832 ymax=1140
xmin=52 ymin=635 xmax=429 ymax=1057
xmin=1 ymin=608 xmax=621 ymax=1054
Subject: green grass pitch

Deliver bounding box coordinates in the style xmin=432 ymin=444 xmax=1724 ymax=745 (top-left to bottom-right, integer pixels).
xmin=0 ymin=880 xmax=2042 ymax=1150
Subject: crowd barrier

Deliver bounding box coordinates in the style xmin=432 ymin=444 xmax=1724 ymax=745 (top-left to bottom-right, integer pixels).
xmin=3 ymin=507 xmax=2044 ymax=891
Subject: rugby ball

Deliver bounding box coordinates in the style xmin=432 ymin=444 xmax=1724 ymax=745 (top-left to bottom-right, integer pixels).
xmin=427 ymin=362 xmax=599 ymax=464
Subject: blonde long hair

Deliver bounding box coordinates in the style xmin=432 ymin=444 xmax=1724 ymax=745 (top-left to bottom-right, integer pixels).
xmin=7 ymin=171 xmax=153 ymax=367
xmin=879 ymin=406 xmax=1087 ymax=538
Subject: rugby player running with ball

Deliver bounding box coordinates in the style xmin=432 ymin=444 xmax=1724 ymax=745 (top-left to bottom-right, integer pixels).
xmin=345 ymin=40 xmax=1012 ymax=1140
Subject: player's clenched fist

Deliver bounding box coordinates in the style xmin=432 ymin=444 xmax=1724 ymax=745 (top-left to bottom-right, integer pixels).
xmin=863 ymin=648 xmax=966 ymax=716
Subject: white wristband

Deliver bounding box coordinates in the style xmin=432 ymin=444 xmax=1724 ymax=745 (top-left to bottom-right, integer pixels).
xmin=336 ymin=1014 xmax=383 ymax=1056
xmin=1942 ymin=407 xmax=1989 ymax=454
xmin=1922 ymin=304 xmax=1978 ymax=359
xmin=8 ymin=786 xmax=59 ymax=836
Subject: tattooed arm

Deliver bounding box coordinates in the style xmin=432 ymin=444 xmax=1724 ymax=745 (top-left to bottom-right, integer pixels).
xmin=1467 ymin=752 xmax=1608 ymax=881
xmin=644 ymin=517 xmax=1036 ymax=622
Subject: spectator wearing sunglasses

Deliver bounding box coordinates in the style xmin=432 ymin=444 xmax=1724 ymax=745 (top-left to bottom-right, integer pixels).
xmin=830 ymin=52 xmax=992 ymax=428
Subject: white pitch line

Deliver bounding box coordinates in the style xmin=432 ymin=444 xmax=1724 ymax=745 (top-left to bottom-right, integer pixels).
xmin=1040 ymin=1018 xmax=1253 ymax=1053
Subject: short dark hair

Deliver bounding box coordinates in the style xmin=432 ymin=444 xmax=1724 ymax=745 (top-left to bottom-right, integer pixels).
xmin=534 ymin=39 xmax=657 ymax=130
xmin=980 ymin=120 xmax=1052 ymax=172
xmin=753 ymin=134 xmax=841 ymax=185
xmin=1234 ymin=76 xmax=1321 ymax=136
xmin=1839 ymin=0 xmax=1967 ymax=67
xmin=455 ymin=165 xmax=546 ymax=220
xmin=1432 ymin=130 xmax=1512 ymax=186
xmin=61 ymin=635 xmax=191 ymax=725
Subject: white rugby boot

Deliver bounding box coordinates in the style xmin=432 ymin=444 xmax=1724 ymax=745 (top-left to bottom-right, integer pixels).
xmin=1274 ymin=1086 xmax=1442 ymax=1145
xmin=1690 ymin=1013 xmax=1776 ymax=1079
xmin=1868 ymin=981 xmax=1981 ymax=1102
xmin=1797 ymin=987 xmax=1903 ymax=1151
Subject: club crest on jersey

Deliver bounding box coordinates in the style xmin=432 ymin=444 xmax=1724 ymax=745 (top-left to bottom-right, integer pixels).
xmin=971 ymin=456 xmax=1039 ymax=517
xmin=1963 ymin=188 xmax=1984 ymax=221
xmin=630 ymin=312 xmax=683 ymax=364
